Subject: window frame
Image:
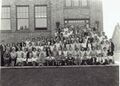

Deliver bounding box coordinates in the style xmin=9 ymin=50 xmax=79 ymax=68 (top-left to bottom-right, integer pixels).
xmin=65 ymin=0 xmax=72 ymax=7
xmin=72 ymin=0 xmax=80 ymax=7
xmin=64 ymin=0 xmax=89 ymax=8
xmin=16 ymin=5 xmax=29 ymax=31
xmin=1 ymin=5 xmax=11 ymax=31
xmin=80 ymin=0 xmax=88 ymax=7
xmin=34 ymin=5 xmax=48 ymax=30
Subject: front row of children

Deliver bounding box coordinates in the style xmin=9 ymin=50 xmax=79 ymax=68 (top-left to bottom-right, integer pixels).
xmin=3 ymin=46 xmax=114 ymax=66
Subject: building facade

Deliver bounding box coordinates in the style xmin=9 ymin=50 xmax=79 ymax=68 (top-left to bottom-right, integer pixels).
xmin=0 ymin=0 xmax=103 ymax=42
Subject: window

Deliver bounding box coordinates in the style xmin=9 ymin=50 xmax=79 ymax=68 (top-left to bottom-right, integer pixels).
xmin=17 ymin=6 xmax=29 ymax=30
xmin=65 ymin=0 xmax=88 ymax=7
xmin=72 ymin=0 xmax=79 ymax=6
xmin=1 ymin=6 xmax=11 ymax=30
xmin=35 ymin=6 xmax=47 ymax=30
xmin=81 ymin=0 xmax=88 ymax=7
xmin=65 ymin=0 xmax=72 ymax=7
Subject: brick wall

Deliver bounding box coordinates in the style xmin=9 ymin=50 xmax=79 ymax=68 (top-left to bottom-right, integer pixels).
xmin=0 ymin=0 xmax=103 ymax=42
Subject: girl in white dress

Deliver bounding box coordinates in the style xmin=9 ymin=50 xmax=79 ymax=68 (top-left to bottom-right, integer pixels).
xmin=32 ymin=48 xmax=38 ymax=66
xmin=21 ymin=48 xmax=27 ymax=65
xmin=16 ymin=48 xmax=23 ymax=66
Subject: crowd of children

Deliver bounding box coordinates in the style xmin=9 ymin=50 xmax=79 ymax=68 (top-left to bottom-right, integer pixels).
xmin=0 ymin=24 xmax=115 ymax=66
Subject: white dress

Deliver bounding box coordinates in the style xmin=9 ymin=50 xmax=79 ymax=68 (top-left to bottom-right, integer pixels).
xmin=21 ymin=51 xmax=27 ymax=62
xmin=16 ymin=51 xmax=23 ymax=63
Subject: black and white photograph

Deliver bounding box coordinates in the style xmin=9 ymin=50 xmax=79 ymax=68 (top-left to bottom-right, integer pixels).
xmin=0 ymin=0 xmax=120 ymax=86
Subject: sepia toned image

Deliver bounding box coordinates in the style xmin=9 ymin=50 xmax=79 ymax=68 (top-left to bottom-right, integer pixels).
xmin=0 ymin=0 xmax=119 ymax=86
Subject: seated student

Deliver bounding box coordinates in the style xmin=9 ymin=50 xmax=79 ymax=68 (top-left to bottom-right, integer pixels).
xmin=59 ymin=51 xmax=66 ymax=66
xmin=91 ymin=39 xmax=98 ymax=49
xmin=81 ymin=52 xmax=88 ymax=65
xmin=89 ymin=47 xmax=97 ymax=65
xmin=104 ymin=40 xmax=110 ymax=50
xmin=27 ymin=42 xmax=33 ymax=50
xmin=101 ymin=32 xmax=106 ymax=39
xmin=75 ymin=39 xmax=80 ymax=48
xmin=101 ymin=47 xmax=109 ymax=65
xmin=50 ymin=42 xmax=54 ymax=52
xmin=3 ymin=49 xmax=11 ymax=66
xmin=16 ymin=48 xmax=23 ymax=66
xmin=22 ymin=43 xmax=27 ymax=51
xmin=27 ymin=52 xmax=33 ymax=66
xmin=80 ymin=47 xmax=85 ymax=62
xmin=55 ymin=47 xmax=63 ymax=66
xmin=66 ymin=42 xmax=70 ymax=51
xmin=20 ymin=40 xmax=26 ymax=48
xmin=81 ymin=39 xmax=87 ymax=51
xmin=32 ymin=48 xmax=38 ymax=66
xmin=96 ymin=54 xmax=103 ymax=65
xmin=74 ymin=48 xmax=81 ymax=65
xmin=10 ymin=47 xmax=17 ymax=66
xmin=85 ymin=48 xmax=91 ymax=65
xmin=97 ymin=32 xmax=103 ymax=42
xmin=63 ymin=47 xmax=68 ymax=58
xmin=96 ymin=46 xmax=102 ymax=55
xmin=86 ymin=40 xmax=92 ymax=50
xmin=37 ymin=52 xmax=46 ymax=66
xmin=63 ymin=28 xmax=69 ymax=38
xmin=55 ymin=41 xmax=60 ymax=51
xmin=6 ymin=43 xmax=11 ymax=49
xmin=42 ymin=47 xmax=47 ymax=57
xmin=31 ymin=38 xmax=36 ymax=47
xmin=46 ymin=47 xmax=52 ymax=57
xmin=87 ymin=34 xmax=94 ymax=44
xmin=71 ymin=41 xmax=75 ymax=51
xmin=103 ymin=36 xmax=108 ymax=42
xmin=66 ymin=53 xmax=75 ymax=65
xmin=21 ymin=48 xmax=27 ymax=66
xmin=25 ymin=38 xmax=31 ymax=48
xmin=45 ymin=53 xmax=55 ymax=66
xmin=58 ymin=46 xmax=62 ymax=56
xmin=35 ymin=42 xmax=40 ymax=50
xmin=32 ymin=48 xmax=37 ymax=58
xmin=52 ymin=46 xmax=59 ymax=65
xmin=100 ymin=40 xmax=106 ymax=50
xmin=67 ymin=44 xmax=73 ymax=55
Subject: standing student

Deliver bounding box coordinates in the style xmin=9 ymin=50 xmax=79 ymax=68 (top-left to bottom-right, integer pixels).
xmin=0 ymin=40 xmax=6 ymax=66
xmin=108 ymin=39 xmax=115 ymax=56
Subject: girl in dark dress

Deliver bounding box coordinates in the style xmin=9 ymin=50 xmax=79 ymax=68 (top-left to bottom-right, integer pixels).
xmin=3 ymin=50 xmax=11 ymax=66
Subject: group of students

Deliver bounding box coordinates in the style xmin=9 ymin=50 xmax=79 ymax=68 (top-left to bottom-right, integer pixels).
xmin=0 ymin=24 xmax=115 ymax=66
